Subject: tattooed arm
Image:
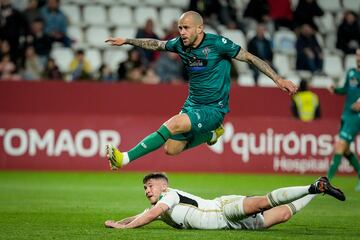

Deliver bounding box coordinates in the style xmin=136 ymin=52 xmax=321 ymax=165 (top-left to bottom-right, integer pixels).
xmin=105 ymin=37 xmax=167 ymax=51
xmin=235 ymin=48 xmax=298 ymax=94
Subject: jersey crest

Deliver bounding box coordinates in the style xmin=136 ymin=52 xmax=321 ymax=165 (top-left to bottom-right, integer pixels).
xmin=202 ymin=47 xmax=211 ymax=59
xmin=349 ymin=77 xmax=359 ymax=88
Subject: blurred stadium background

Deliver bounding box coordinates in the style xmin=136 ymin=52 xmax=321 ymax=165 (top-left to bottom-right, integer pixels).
xmin=1 ymin=0 xmax=360 ymax=239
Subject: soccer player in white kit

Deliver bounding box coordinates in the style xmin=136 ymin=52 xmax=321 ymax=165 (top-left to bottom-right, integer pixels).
xmin=104 ymin=173 xmax=345 ymax=230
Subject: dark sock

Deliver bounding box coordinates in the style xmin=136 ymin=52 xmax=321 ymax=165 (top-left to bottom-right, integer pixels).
xmin=128 ymin=125 xmax=171 ymax=161
xmin=327 ymin=154 xmax=342 ymax=180
xmin=345 ymin=152 xmax=360 ymax=178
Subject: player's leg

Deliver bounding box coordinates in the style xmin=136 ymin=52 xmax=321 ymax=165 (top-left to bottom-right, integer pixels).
xmin=263 ymin=194 xmax=317 ymax=228
xmin=107 ymin=113 xmax=191 ymax=169
xmin=327 ymin=139 xmax=347 ymax=180
xmin=182 ymin=107 xmax=224 ymax=151
xmin=327 ymin=120 xmax=348 ymax=180
xmin=342 ymin=121 xmax=360 ymax=190
xmin=242 ymin=177 xmax=345 ymax=217
xmin=163 ymin=139 xmax=187 ymax=155
xmin=242 ymin=186 xmax=310 ymax=216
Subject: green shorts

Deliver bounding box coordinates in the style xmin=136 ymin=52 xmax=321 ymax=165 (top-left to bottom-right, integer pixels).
xmin=171 ymin=106 xmax=225 ymax=141
xmin=339 ymin=116 xmax=360 ymax=143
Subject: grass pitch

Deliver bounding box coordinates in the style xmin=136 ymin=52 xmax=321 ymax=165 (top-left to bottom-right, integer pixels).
xmin=0 ymin=171 xmax=359 ymax=240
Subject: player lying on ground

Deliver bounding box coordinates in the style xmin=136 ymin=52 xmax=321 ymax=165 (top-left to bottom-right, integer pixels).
xmin=104 ymin=172 xmax=345 ymax=230
xmin=104 ymin=11 xmax=298 ymax=170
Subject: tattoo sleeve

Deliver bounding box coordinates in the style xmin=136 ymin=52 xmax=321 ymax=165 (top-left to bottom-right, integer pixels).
xmin=126 ymin=38 xmax=167 ymax=51
xmin=235 ymin=48 xmax=280 ymax=84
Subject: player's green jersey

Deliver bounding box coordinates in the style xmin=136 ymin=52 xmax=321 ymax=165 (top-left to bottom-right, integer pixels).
xmin=335 ymin=68 xmax=360 ymax=118
xmin=165 ymin=33 xmax=241 ymax=113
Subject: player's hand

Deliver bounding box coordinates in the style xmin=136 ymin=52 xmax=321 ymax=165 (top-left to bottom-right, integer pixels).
xmin=277 ymin=78 xmax=298 ymax=95
xmin=327 ymin=85 xmax=335 ymax=94
xmin=105 ymin=37 xmax=126 ymax=46
xmin=351 ymin=102 xmax=360 ymax=112
xmin=104 ymin=220 xmax=126 ymax=229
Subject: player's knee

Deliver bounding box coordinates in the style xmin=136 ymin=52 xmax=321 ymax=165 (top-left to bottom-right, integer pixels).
xmin=334 ymin=140 xmax=347 ymax=154
xmin=164 ymin=144 xmax=181 ymax=156
xmin=165 ymin=115 xmax=191 ymax=135
xmin=279 ymin=208 xmax=292 ymax=223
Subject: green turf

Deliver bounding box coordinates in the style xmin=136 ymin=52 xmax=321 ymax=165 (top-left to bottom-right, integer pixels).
xmin=0 ymin=171 xmax=359 ymax=240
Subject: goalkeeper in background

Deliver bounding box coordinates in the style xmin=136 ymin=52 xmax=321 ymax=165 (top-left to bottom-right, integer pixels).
xmin=327 ymin=49 xmax=360 ymax=191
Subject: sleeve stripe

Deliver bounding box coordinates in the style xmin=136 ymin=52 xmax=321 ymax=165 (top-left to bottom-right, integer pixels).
xmin=232 ymin=45 xmax=241 ymax=58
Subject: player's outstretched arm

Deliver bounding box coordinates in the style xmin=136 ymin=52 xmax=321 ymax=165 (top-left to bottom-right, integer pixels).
xmin=105 ymin=37 xmax=167 ymax=51
xmin=235 ymin=48 xmax=298 ymax=95
xmin=105 ymin=203 xmax=169 ymax=229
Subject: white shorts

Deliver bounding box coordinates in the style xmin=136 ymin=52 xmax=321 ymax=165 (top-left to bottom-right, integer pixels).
xmin=218 ymin=195 xmax=265 ymax=230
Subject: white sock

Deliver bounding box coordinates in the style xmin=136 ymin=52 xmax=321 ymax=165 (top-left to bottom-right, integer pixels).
xmin=122 ymin=152 xmax=130 ymax=165
xmin=210 ymin=131 xmax=216 ymax=142
xmin=287 ymin=194 xmax=317 ymax=215
xmin=267 ymin=186 xmax=309 ymax=207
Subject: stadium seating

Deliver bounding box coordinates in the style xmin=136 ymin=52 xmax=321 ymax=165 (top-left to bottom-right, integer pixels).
xmin=315 ymin=12 xmax=336 ymax=35
xmin=86 ymin=48 xmax=102 ymax=72
xmin=113 ymin=26 xmax=137 ymax=50
xmin=220 ymin=29 xmax=247 ymax=49
xmin=119 ymin=0 xmax=143 ymax=7
xmin=237 ymin=73 xmax=255 ymax=87
xmin=311 ymin=75 xmax=334 ymax=88
xmin=343 ymin=0 xmax=360 ymax=10
xmin=159 ymin=7 xmax=183 ymax=29
xmin=68 ymin=26 xmax=85 ymax=48
xmin=168 ymin=0 xmax=190 ymax=9
xmin=50 ymin=47 xmax=74 ymax=73
xmin=108 ymin=6 xmax=134 ymax=27
xmin=83 ymin=5 xmax=107 ymax=26
xmin=323 ymin=53 xmax=343 ymax=79
xmin=103 ymin=49 xmax=128 ymax=71
xmin=61 ymin=4 xmax=82 ymax=26
xmin=344 ymin=54 xmax=357 ymax=70
xmin=85 ymin=26 xmax=110 ymax=48
xmin=143 ymin=0 xmax=167 ymax=7
xmin=273 ymin=29 xmax=297 ymax=55
xmin=273 ymin=53 xmax=293 ymax=76
xmin=317 ymin=0 xmax=341 ymax=13
xmin=257 ymin=74 xmax=277 ymax=87
xmin=134 ymin=6 xmax=159 ymax=27
xmin=44 ymin=0 xmax=357 ymax=86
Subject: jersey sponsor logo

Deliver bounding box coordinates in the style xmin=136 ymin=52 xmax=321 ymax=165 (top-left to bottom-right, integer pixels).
xmin=187 ymin=57 xmax=208 ymax=71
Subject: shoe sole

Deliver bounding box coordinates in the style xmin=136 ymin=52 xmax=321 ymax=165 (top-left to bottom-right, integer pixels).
xmin=106 ymin=145 xmax=119 ymax=170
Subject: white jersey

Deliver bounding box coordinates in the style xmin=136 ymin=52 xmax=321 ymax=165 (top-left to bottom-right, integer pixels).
xmin=156 ymin=188 xmax=265 ymax=230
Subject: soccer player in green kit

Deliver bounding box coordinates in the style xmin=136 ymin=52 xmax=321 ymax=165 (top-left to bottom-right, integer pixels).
xmin=327 ymin=49 xmax=360 ymax=191
xmin=104 ymin=11 xmax=297 ymax=169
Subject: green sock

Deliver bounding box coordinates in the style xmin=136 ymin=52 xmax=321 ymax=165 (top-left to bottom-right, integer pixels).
xmin=185 ymin=131 xmax=212 ymax=150
xmin=345 ymin=152 xmax=360 ymax=178
xmin=128 ymin=125 xmax=171 ymax=162
xmin=327 ymin=154 xmax=342 ymax=180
